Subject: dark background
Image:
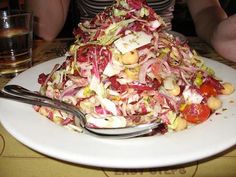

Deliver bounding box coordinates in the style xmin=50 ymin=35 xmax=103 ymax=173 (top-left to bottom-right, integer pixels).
xmin=172 ymin=0 xmax=236 ymax=36
xmin=60 ymin=0 xmax=236 ymax=38
xmin=1 ymin=0 xmax=236 ymax=38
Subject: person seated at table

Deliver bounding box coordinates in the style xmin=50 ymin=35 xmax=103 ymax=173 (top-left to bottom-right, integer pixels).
xmin=25 ymin=0 xmax=236 ymax=62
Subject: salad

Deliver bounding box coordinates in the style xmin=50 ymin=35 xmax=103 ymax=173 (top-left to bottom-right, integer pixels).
xmin=35 ymin=0 xmax=234 ymax=134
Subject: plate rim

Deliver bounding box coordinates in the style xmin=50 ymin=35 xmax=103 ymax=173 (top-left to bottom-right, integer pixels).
xmin=0 ymin=56 xmax=236 ymax=169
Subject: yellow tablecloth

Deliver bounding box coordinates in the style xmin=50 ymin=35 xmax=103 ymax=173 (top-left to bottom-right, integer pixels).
xmin=1 ymin=37 xmax=236 ymax=177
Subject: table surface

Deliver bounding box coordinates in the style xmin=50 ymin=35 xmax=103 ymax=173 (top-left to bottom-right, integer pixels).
xmin=0 ymin=37 xmax=236 ymax=177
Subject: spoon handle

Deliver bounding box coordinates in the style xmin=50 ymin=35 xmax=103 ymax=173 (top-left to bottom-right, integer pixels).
xmin=2 ymin=85 xmax=86 ymax=125
xmin=0 ymin=90 xmax=54 ymax=108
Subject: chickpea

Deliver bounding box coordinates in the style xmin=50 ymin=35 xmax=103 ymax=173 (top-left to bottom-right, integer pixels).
xmin=207 ymin=96 xmax=222 ymax=110
xmin=168 ymin=84 xmax=181 ymax=96
xmin=38 ymin=106 xmax=49 ymax=117
xmin=174 ymin=117 xmax=188 ymax=131
xmin=125 ymin=67 xmax=139 ymax=80
xmin=120 ymin=50 xmax=139 ymax=65
xmin=221 ymin=82 xmax=235 ymax=95
xmin=53 ymin=116 xmax=63 ymax=124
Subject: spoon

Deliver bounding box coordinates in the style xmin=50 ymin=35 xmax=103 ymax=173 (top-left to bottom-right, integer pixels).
xmin=0 ymin=85 xmax=162 ymax=139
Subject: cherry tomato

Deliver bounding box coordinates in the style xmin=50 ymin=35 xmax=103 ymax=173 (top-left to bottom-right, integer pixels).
xmin=200 ymin=77 xmax=224 ymax=97
xmin=199 ymin=83 xmax=217 ymax=98
xmin=182 ymin=104 xmax=211 ymax=124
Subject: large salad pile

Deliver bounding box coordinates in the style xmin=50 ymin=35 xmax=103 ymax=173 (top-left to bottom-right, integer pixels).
xmin=35 ymin=0 xmax=234 ymax=133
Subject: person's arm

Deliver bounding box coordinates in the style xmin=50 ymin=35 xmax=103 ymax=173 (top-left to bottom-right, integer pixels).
xmin=25 ymin=0 xmax=70 ymax=41
xmin=187 ymin=0 xmax=236 ymax=62
xmin=186 ymin=0 xmax=227 ymax=44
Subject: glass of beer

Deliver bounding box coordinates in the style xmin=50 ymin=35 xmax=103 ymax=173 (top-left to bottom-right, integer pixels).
xmin=0 ymin=10 xmax=33 ymax=77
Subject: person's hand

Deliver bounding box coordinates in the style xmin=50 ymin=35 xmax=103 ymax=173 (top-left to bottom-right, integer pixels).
xmin=211 ymin=14 xmax=236 ymax=62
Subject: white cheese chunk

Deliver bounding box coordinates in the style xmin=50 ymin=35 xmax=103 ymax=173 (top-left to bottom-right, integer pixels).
xmin=114 ymin=31 xmax=152 ymax=54
xmin=183 ymin=87 xmax=203 ymax=104
xmin=97 ymin=97 xmax=118 ymax=116
xmin=86 ymin=114 xmax=127 ymax=128
xmin=150 ymin=20 xmax=161 ymax=30
xmin=103 ymin=61 xmax=123 ymax=77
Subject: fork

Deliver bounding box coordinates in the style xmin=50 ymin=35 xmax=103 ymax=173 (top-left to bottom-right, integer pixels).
xmin=0 ymin=85 xmax=162 ymax=139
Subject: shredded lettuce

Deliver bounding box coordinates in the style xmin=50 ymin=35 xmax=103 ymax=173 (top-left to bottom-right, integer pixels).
xmin=113 ymin=8 xmax=127 ymax=17
xmin=98 ymin=19 xmax=135 ymax=45
xmin=140 ymin=7 xmax=149 ymax=17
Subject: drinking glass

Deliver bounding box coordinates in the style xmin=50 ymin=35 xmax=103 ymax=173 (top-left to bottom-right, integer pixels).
xmin=0 ymin=10 xmax=33 ymax=77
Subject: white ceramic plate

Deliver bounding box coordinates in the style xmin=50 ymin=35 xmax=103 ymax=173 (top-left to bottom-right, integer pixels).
xmin=0 ymin=57 xmax=236 ymax=169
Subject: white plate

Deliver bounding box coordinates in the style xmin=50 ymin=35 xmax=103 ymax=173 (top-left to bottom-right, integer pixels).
xmin=0 ymin=56 xmax=236 ymax=169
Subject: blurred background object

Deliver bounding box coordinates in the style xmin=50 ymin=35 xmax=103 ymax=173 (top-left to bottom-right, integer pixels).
xmin=172 ymin=0 xmax=236 ymax=36
xmin=0 ymin=0 xmax=24 ymax=10
xmin=1 ymin=0 xmax=235 ymax=38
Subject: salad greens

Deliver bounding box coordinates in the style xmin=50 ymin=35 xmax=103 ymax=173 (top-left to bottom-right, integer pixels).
xmin=35 ymin=0 xmax=234 ymax=134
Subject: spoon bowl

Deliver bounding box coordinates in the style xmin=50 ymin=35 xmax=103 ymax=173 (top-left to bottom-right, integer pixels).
xmin=0 ymin=85 xmax=163 ymax=139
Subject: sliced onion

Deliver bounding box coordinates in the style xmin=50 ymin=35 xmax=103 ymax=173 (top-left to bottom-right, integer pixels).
xmin=60 ymin=84 xmax=79 ymax=99
xmin=138 ymin=58 xmax=156 ymax=84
